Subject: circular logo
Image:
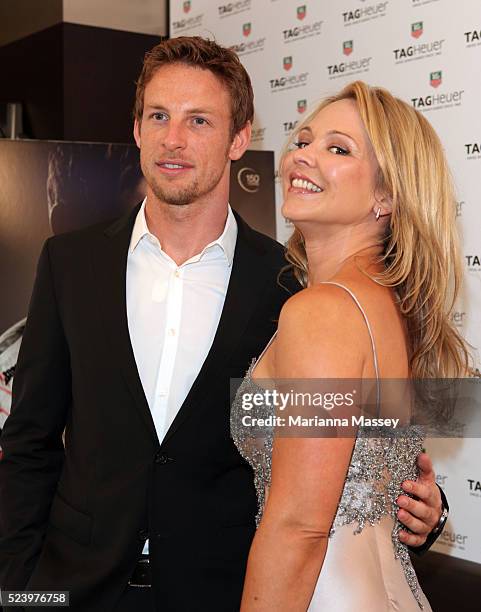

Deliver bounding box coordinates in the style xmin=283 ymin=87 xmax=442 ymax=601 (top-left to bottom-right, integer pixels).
xmin=237 ymin=167 xmax=260 ymax=193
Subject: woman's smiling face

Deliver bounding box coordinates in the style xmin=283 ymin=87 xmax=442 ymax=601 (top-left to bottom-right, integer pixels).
xmin=281 ymin=98 xmax=381 ymax=230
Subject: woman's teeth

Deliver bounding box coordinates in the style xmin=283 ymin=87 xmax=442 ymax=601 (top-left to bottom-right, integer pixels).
xmin=291 ymin=178 xmax=322 ymax=192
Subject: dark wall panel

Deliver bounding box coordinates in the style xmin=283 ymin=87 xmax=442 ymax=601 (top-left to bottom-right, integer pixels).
xmin=0 ymin=24 xmax=63 ymax=139
xmin=0 ymin=23 xmax=160 ymax=143
xmin=62 ymin=23 xmax=160 ymax=143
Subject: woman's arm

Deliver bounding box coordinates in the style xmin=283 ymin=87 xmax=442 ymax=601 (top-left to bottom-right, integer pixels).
xmin=240 ymin=286 xmax=368 ymax=611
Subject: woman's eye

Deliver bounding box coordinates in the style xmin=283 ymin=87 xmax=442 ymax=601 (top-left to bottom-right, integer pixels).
xmin=293 ymin=141 xmax=310 ymax=149
xmin=328 ymin=145 xmax=349 ymax=155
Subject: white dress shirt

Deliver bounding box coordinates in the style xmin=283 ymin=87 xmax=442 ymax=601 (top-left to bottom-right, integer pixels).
xmin=127 ymin=198 xmax=237 ymax=443
xmin=127 ymin=199 xmax=237 ymax=554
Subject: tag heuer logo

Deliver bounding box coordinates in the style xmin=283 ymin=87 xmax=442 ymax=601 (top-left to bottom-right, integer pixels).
xmin=430 ymin=70 xmax=442 ymax=88
xmin=297 ymin=99 xmax=307 ymax=113
xmin=297 ymin=5 xmax=306 ymax=20
xmin=343 ymin=40 xmax=353 ymax=56
xmin=411 ymin=21 xmax=423 ymax=38
xmin=183 ymin=1 xmax=191 ymax=13
xmin=243 ymin=22 xmax=251 ymax=37
xmin=283 ymin=56 xmax=293 ymax=71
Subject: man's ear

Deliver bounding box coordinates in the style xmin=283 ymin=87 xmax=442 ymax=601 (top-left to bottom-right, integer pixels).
xmin=133 ymin=118 xmax=141 ymax=148
xmin=229 ymin=122 xmax=252 ymax=161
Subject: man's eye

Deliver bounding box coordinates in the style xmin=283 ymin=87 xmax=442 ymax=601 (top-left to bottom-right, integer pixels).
xmin=193 ymin=117 xmax=207 ymax=126
xmin=152 ymin=112 xmax=167 ymax=121
xmin=328 ymin=145 xmax=349 ymax=155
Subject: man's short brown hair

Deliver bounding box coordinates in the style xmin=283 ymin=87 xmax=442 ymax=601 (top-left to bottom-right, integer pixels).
xmin=134 ymin=36 xmax=254 ymax=139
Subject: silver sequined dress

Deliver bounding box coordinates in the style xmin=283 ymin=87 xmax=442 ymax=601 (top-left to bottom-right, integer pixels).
xmin=231 ymin=282 xmax=432 ymax=611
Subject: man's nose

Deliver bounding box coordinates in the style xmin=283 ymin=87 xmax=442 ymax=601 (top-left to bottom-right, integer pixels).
xmin=162 ymin=121 xmax=187 ymax=150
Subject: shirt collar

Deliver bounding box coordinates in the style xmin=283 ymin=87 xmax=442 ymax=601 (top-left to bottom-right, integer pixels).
xmin=202 ymin=204 xmax=237 ymax=266
xmin=129 ymin=198 xmax=151 ymax=253
xmin=129 ymin=198 xmax=237 ymax=266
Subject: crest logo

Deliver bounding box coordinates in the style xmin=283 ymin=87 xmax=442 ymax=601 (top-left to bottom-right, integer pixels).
xmin=430 ymin=70 xmax=442 ymax=88
xmin=242 ymin=22 xmax=251 ymax=37
xmin=297 ymin=5 xmax=306 ymax=20
xmin=183 ymin=0 xmax=191 ymax=13
xmin=283 ymin=56 xmax=293 ymax=71
xmin=297 ymin=99 xmax=307 ymax=114
xmin=343 ymin=40 xmax=353 ymax=56
xmin=411 ymin=21 xmax=423 ymax=38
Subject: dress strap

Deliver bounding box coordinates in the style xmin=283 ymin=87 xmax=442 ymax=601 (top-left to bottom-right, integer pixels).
xmin=257 ymin=331 xmax=277 ymax=362
xmin=251 ymin=331 xmax=277 ymax=377
xmin=319 ymin=282 xmax=380 ymax=408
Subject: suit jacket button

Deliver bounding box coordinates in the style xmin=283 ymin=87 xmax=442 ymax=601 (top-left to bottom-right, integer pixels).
xmin=155 ymin=452 xmax=172 ymax=465
xmin=138 ymin=529 xmax=148 ymax=541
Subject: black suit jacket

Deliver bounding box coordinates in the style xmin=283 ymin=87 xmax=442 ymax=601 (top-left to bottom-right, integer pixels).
xmin=0 ymin=205 xmax=299 ymax=611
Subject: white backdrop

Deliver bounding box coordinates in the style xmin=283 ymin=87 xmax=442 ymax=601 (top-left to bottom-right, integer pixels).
xmin=170 ymin=0 xmax=481 ymax=564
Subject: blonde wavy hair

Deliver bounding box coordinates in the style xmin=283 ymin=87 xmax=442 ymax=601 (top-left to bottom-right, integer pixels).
xmin=282 ymin=80 xmax=470 ymax=378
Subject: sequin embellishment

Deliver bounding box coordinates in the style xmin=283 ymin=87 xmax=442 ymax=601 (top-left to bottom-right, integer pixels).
xmin=231 ymin=360 xmax=425 ymax=609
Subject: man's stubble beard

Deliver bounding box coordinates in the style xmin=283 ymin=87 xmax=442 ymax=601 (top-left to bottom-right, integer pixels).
xmin=142 ymin=151 xmax=231 ymax=207
xmin=150 ymin=178 xmax=202 ymax=206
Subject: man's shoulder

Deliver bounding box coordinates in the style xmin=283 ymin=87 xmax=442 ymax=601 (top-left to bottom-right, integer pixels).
xmin=235 ymin=214 xmax=285 ymax=262
xmin=46 ymin=206 xmax=139 ymax=254
xmin=235 ymin=216 xmax=301 ymax=295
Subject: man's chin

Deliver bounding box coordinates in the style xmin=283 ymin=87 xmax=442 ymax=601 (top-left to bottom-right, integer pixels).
xmin=151 ymin=186 xmax=198 ymax=207
xmin=161 ymin=195 xmax=196 ymax=207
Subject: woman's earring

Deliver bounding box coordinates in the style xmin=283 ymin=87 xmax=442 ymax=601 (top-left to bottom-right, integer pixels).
xmin=375 ymin=207 xmax=381 ymax=221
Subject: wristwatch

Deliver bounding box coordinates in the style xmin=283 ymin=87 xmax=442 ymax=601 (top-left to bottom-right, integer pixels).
xmin=408 ymin=484 xmax=449 ymax=556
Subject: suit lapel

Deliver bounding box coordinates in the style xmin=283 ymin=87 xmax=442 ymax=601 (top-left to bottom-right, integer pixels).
xmin=162 ymin=216 xmax=271 ymax=445
xmin=94 ymin=204 xmax=159 ymax=443
xmin=93 ymin=207 xmax=275 ymax=447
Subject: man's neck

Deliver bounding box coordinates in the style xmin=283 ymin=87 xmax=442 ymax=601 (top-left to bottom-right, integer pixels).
xmin=144 ymin=194 xmax=229 ymax=266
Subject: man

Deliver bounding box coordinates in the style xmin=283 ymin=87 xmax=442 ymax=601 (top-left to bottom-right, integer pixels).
xmin=0 ymin=37 xmax=447 ymax=612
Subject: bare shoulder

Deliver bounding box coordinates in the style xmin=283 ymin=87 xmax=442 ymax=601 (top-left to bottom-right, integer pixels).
xmin=275 ymin=285 xmax=369 ymax=378
xmin=278 ymin=284 xmax=367 ymax=335
xmin=282 ymin=283 xmax=345 ymax=312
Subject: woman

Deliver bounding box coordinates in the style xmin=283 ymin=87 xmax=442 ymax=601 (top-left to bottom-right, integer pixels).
xmin=231 ymin=81 xmax=470 ymax=610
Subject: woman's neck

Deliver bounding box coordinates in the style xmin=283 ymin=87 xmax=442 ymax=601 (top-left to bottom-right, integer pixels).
xmin=304 ymin=237 xmax=384 ymax=285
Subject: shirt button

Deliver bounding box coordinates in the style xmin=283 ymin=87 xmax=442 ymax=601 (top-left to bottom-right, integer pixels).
xmin=169 ymin=328 xmax=176 ymax=336
xmin=174 ymin=269 xmax=180 ymax=278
